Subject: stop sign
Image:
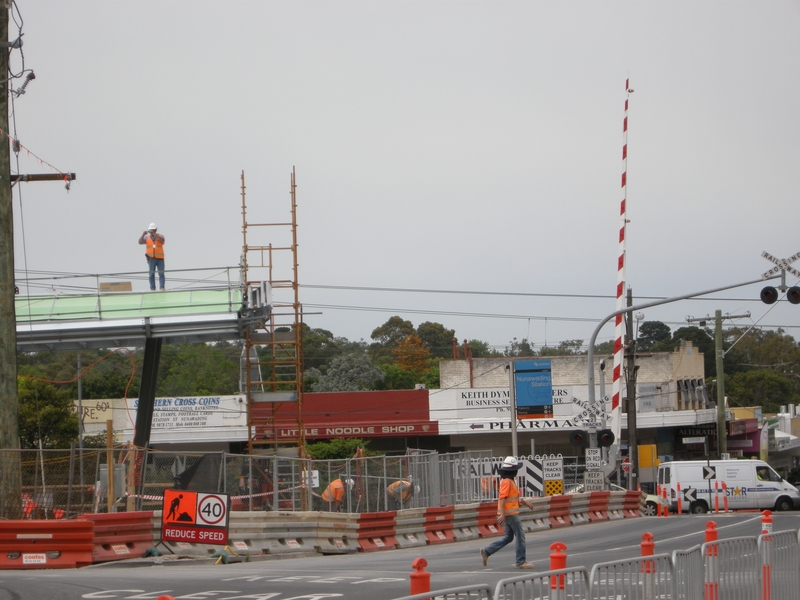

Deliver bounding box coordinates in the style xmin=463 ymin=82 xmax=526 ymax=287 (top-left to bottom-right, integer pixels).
xmin=621 ymin=457 xmax=631 ymax=473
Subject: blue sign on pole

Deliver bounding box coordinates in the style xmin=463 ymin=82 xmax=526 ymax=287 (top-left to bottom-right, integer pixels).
xmin=514 ymin=359 xmax=553 ymax=418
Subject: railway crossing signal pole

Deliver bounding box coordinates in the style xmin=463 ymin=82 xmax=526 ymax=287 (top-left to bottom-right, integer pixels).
xmin=0 ymin=3 xmax=23 ymax=519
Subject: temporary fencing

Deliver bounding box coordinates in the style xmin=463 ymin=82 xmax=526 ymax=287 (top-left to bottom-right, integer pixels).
xmin=394 ymin=520 xmax=800 ymax=600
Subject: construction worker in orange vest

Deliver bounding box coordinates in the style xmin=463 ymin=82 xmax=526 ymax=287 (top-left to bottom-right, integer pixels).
xmin=321 ymin=478 xmax=353 ymax=512
xmin=138 ymin=223 xmax=166 ymax=291
xmin=387 ymin=478 xmax=419 ymax=510
xmin=480 ymin=457 xmax=534 ymax=570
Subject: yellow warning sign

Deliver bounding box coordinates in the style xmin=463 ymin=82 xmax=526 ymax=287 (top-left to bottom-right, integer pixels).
xmin=545 ymin=480 xmax=563 ymax=496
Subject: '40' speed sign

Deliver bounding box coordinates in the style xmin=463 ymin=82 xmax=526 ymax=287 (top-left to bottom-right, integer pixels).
xmin=197 ymin=493 xmax=228 ymax=526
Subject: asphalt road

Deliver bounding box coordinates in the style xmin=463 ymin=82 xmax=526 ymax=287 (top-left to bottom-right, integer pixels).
xmin=0 ymin=512 xmax=797 ymax=600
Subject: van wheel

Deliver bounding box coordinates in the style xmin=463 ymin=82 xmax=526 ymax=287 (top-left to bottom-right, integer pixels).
xmin=643 ymin=501 xmax=658 ymax=516
xmin=775 ymin=497 xmax=793 ymax=512
xmin=690 ymin=502 xmax=708 ymax=514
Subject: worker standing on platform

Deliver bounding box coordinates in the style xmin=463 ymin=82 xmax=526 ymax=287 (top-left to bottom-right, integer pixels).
xmin=480 ymin=457 xmax=534 ymax=570
xmin=138 ymin=223 xmax=166 ymax=291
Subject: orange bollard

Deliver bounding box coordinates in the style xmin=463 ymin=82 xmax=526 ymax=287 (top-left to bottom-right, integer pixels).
xmin=156 ymin=597 xmax=176 ymax=600
xmin=410 ymin=558 xmax=431 ymax=596
xmin=722 ymin=482 xmax=729 ymax=512
xmin=661 ymin=486 xmax=669 ymax=517
xmin=549 ymin=542 xmax=568 ymax=591
xmin=677 ymin=482 xmax=682 ymax=514
xmin=761 ymin=510 xmax=773 ymax=534
xmin=714 ymin=481 xmax=720 ymax=513
xmin=640 ymin=532 xmax=655 ymax=573
xmin=705 ymin=521 xmax=719 ymax=600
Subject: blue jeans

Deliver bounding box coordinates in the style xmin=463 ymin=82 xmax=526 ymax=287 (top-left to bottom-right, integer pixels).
xmin=483 ymin=514 xmax=526 ymax=566
xmin=147 ymin=257 xmax=165 ymax=290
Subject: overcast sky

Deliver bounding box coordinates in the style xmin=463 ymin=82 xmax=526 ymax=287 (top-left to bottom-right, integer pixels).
xmin=10 ymin=1 xmax=800 ymax=351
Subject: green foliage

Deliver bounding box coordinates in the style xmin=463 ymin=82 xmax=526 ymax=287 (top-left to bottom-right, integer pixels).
xmin=17 ymin=370 xmax=79 ymax=449
xmin=540 ymin=339 xmax=584 ymax=356
xmin=306 ymin=438 xmax=371 ymax=460
xmin=310 ymin=353 xmax=385 ymax=392
xmin=594 ymin=340 xmax=615 ymax=354
xmin=420 ymin=363 xmax=440 ymax=389
xmin=726 ymin=370 xmax=798 ymax=414
xmin=416 ymin=321 xmax=456 ymax=358
xmin=377 ymin=364 xmax=417 ymax=390
xmin=158 ymin=343 xmax=240 ymax=396
xmin=637 ymin=321 xmax=672 ymax=351
xmin=504 ymin=338 xmax=535 ymax=357
xmin=370 ymin=316 xmax=415 ymax=362
xmin=465 ymin=339 xmax=500 ymax=358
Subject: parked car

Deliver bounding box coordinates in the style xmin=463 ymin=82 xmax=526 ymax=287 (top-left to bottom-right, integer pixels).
xmin=565 ymin=482 xmax=659 ymax=516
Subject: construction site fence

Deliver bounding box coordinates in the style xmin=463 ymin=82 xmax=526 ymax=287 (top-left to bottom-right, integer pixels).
xmin=0 ymin=448 xmax=612 ymax=518
xmin=392 ymin=530 xmax=800 ymax=600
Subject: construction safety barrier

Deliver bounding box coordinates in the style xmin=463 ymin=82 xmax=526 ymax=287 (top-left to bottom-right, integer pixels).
xmin=0 ymin=520 xmax=94 ymax=569
xmin=606 ymin=490 xmax=626 ymax=519
xmin=0 ymin=488 xmax=646 ymax=568
xmin=622 ymin=490 xmax=644 ymax=517
xmin=80 ymin=511 xmax=155 ymax=563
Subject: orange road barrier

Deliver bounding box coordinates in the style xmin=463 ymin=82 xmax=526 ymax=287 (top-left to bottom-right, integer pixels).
xmin=622 ymin=490 xmax=643 ymax=518
xmin=549 ymin=542 xmax=567 ymax=591
xmin=677 ymin=483 xmax=682 ymax=514
xmin=587 ymin=490 xmax=610 ymax=522
xmin=356 ymin=511 xmax=397 ymax=552
xmin=476 ymin=502 xmax=503 ymax=538
xmin=409 ymin=557 xmax=431 ymax=596
xmin=661 ymin=486 xmax=669 ymax=517
xmin=714 ymin=481 xmax=720 ymax=514
xmin=705 ymin=521 xmax=719 ymax=600
xmin=0 ymin=520 xmax=94 ymax=569
xmin=640 ymin=532 xmax=655 ymax=573
xmin=722 ymin=482 xmax=729 ymax=512
xmin=423 ymin=506 xmax=456 ymax=545
xmin=761 ymin=510 xmax=772 ymax=534
xmin=547 ymin=494 xmax=573 ymax=528
xmin=81 ymin=511 xmax=155 ymax=563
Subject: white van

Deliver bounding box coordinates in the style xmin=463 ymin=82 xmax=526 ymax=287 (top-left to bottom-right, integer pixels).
xmin=657 ymin=460 xmax=800 ymax=514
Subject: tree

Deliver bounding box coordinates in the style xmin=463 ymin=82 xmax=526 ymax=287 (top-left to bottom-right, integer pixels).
xmin=504 ymin=338 xmax=535 ymax=357
xmin=637 ymin=321 xmax=672 ymax=351
xmin=306 ymin=438 xmax=371 ymax=460
xmin=726 ymin=369 xmax=798 ymax=414
xmin=393 ymin=334 xmax=431 ymax=374
xmin=17 ymin=371 xmax=79 ymax=449
xmin=464 ymin=339 xmax=500 ymax=358
xmin=416 ymin=322 xmax=456 ymax=358
xmin=377 ymin=364 xmax=417 ymax=390
xmin=540 ymin=339 xmax=584 ymax=356
xmin=370 ymin=316 xmax=415 ymax=363
xmin=310 ymin=353 xmax=385 ymax=392
xmin=653 ymin=326 xmax=716 ymax=376
xmin=158 ymin=343 xmax=239 ymax=396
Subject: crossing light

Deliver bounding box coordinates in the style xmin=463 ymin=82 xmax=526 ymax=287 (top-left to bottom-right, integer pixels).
xmin=760 ymin=286 xmax=779 ymax=304
xmin=597 ymin=429 xmax=615 ymax=447
xmin=787 ymin=286 xmax=800 ymax=305
xmin=570 ymin=430 xmax=588 ymax=448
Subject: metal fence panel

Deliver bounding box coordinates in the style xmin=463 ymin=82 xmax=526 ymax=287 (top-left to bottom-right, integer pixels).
xmin=759 ymin=530 xmax=800 ymax=600
xmin=702 ymin=536 xmax=760 ymax=600
xmin=589 ymin=554 xmax=674 ymax=599
xmin=494 ymin=568 xmax=591 ymax=600
xmin=672 ymin=544 xmax=703 ymax=600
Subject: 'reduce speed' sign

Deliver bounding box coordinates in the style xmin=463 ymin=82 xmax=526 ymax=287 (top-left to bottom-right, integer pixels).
xmin=161 ymin=489 xmax=230 ymax=545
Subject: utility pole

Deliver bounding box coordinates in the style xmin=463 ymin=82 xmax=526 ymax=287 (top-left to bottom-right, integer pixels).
xmin=0 ymin=3 xmax=22 ymax=519
xmin=687 ymin=310 xmax=750 ymax=458
xmin=624 ymin=288 xmax=639 ymax=490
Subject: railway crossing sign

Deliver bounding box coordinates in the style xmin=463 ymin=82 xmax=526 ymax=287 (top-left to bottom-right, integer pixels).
xmin=161 ymin=489 xmax=230 ymax=545
xmin=762 ymin=251 xmax=800 ymax=279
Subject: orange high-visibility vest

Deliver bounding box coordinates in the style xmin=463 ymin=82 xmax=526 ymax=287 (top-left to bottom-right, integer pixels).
xmin=388 ymin=480 xmax=413 ymax=502
xmin=322 ymin=479 xmax=344 ymax=502
xmin=498 ymin=478 xmax=520 ymax=516
xmin=145 ymin=235 xmax=164 ymax=259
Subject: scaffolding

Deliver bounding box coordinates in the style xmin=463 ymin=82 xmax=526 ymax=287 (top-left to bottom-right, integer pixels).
xmin=240 ymin=169 xmax=305 ymax=457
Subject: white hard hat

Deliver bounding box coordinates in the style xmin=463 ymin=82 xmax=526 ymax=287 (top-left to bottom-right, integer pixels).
xmin=148 ymin=223 xmax=157 ymax=231
xmin=345 ymin=478 xmax=354 ymax=487
xmin=501 ymin=456 xmax=521 ymax=469
xmin=414 ymin=485 xmax=421 ymax=495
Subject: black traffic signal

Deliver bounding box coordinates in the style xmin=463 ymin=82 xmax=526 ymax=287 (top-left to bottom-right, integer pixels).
xmin=761 ymin=286 xmax=779 ymax=304
xmin=787 ymin=286 xmax=800 ymax=305
xmin=597 ymin=429 xmax=615 ymax=447
xmin=570 ymin=430 xmax=588 ymax=448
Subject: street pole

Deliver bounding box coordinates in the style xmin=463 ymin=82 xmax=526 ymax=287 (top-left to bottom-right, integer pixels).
xmin=624 ymin=289 xmax=639 ymax=490
xmin=0 ymin=3 xmax=22 ymax=519
xmin=715 ymin=310 xmax=727 ymax=457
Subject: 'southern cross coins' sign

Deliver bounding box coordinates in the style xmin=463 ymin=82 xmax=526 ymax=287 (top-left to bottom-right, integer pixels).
xmin=161 ymin=489 xmax=230 ymax=545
